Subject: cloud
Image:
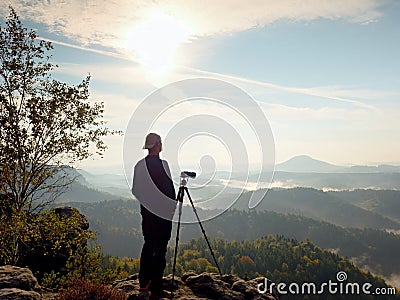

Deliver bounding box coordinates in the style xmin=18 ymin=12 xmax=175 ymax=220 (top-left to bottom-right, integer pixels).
xmin=53 ymin=61 xmax=147 ymax=86
xmin=3 ymin=0 xmax=382 ymax=48
xmin=174 ymin=0 xmax=382 ymax=35
xmin=261 ymin=102 xmax=371 ymax=121
xmin=39 ymin=37 xmax=130 ymax=60
xmin=180 ymin=66 xmax=378 ymax=110
xmin=91 ymin=92 xmax=141 ymax=128
xmin=50 ymin=59 xmax=399 ymax=144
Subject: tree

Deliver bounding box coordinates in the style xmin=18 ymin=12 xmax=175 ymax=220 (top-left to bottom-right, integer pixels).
xmin=0 ymin=7 xmax=116 ymax=214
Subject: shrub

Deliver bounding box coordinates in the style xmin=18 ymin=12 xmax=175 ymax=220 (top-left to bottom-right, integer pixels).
xmin=58 ymin=278 xmax=126 ymax=300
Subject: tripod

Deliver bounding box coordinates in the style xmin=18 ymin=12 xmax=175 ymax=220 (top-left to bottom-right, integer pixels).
xmin=170 ymin=173 xmax=222 ymax=298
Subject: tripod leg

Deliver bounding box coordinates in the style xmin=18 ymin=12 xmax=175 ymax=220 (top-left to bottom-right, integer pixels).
xmin=184 ymin=187 xmax=222 ymax=276
xmin=171 ymin=186 xmax=184 ymax=298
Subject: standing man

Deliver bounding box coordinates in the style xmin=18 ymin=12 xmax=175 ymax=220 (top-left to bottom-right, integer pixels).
xmin=132 ymin=133 xmax=176 ymax=300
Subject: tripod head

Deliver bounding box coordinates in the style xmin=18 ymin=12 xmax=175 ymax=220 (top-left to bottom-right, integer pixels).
xmin=180 ymin=171 xmax=196 ymax=187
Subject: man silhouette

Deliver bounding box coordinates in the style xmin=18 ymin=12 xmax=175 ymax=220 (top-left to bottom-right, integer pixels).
xmin=132 ymin=133 xmax=176 ymax=300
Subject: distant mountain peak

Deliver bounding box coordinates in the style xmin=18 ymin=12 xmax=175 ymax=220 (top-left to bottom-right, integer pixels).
xmin=277 ymin=155 xmax=341 ymax=173
xmin=293 ymin=154 xmax=313 ymax=159
xmin=276 ymin=156 xmax=400 ymax=174
xmin=286 ymin=155 xmax=329 ymax=162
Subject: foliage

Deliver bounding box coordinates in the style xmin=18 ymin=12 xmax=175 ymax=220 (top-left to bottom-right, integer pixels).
xmin=0 ymin=208 xmax=30 ymax=264
xmin=0 ymin=6 xmax=117 ymax=215
xmin=0 ymin=206 xmax=102 ymax=289
xmin=165 ymin=235 xmax=399 ymax=299
xmin=35 ymin=209 xmax=103 ymax=289
xmin=70 ymin=198 xmax=400 ymax=278
xmin=0 ymin=6 xmax=118 ymax=274
xmin=99 ymin=255 xmax=140 ymax=283
xmin=330 ymin=189 xmax=400 ymax=223
xmin=58 ymin=278 xmax=126 ymax=300
xmin=70 ymin=200 xmax=142 ymax=257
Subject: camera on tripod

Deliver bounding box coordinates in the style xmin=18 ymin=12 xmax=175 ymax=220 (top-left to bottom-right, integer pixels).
xmin=180 ymin=171 xmax=196 ymax=179
xmin=172 ymin=169 xmax=221 ymax=294
xmin=179 ymin=171 xmax=196 ymax=187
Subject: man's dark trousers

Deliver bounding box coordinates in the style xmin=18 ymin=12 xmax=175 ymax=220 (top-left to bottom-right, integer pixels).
xmin=139 ymin=206 xmax=172 ymax=297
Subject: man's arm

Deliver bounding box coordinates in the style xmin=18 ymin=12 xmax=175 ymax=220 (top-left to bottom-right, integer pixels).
xmin=132 ymin=160 xmax=144 ymax=201
xmin=163 ymin=160 xmax=176 ymax=200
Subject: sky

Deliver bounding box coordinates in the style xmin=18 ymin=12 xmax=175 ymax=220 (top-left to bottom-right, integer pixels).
xmin=1 ymin=0 xmax=399 ymax=176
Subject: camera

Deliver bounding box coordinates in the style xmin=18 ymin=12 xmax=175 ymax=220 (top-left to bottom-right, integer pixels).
xmin=180 ymin=171 xmax=196 ymax=179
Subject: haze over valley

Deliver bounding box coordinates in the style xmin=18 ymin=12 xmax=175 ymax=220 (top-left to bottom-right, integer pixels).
xmin=53 ymin=155 xmax=400 ymax=288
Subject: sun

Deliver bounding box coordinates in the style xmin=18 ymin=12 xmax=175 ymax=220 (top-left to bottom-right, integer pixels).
xmin=124 ymin=10 xmax=192 ymax=82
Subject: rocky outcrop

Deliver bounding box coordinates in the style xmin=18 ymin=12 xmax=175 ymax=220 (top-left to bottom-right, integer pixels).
xmin=54 ymin=206 xmax=89 ymax=230
xmin=21 ymin=206 xmax=90 ymax=278
xmin=114 ymin=272 xmax=278 ymax=300
xmin=0 ymin=266 xmax=278 ymax=300
xmin=0 ymin=265 xmax=41 ymax=300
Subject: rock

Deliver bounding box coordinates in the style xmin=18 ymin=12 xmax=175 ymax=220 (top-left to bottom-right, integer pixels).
xmin=185 ymin=273 xmax=243 ymax=300
xmin=0 ymin=288 xmax=41 ymax=300
xmin=113 ymin=272 xmax=278 ymax=300
xmin=54 ymin=206 xmax=89 ymax=230
xmin=180 ymin=272 xmax=197 ymax=282
xmin=248 ymin=277 xmax=279 ymax=300
xmin=0 ymin=266 xmax=278 ymax=300
xmin=41 ymin=290 xmax=58 ymax=300
xmin=0 ymin=265 xmax=40 ymax=291
xmin=21 ymin=206 xmax=90 ymax=277
xmin=0 ymin=266 xmax=42 ymax=300
xmin=232 ymin=280 xmax=254 ymax=294
xmin=113 ymin=276 xmax=140 ymax=296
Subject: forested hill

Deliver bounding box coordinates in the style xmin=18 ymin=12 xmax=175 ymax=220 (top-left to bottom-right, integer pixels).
xmin=69 ymin=200 xmax=400 ymax=280
xmin=330 ymin=189 xmax=400 ymax=223
xmin=164 ymin=235 xmax=399 ymax=299
xmin=225 ymin=187 xmax=400 ymax=230
xmin=59 ymin=176 xmax=400 ymax=231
